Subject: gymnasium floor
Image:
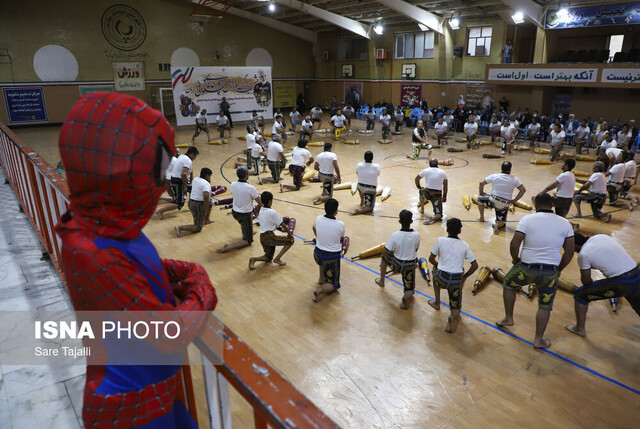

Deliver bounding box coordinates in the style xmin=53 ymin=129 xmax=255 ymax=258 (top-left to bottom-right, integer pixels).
xmin=14 ymin=117 xmax=640 ymax=428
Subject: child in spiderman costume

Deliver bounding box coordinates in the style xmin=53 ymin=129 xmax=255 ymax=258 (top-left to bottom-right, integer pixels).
xmin=56 ymin=92 xmax=217 ymax=428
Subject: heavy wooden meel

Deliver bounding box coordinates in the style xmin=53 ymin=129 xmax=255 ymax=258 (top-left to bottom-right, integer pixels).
xmin=513 ymin=145 xmax=531 ymax=151
xmin=176 ymin=143 xmax=191 ymax=148
xmin=376 ymin=185 xmax=383 ymax=196
xmin=471 ymin=195 xmax=479 ymax=205
xmin=333 ymin=182 xmax=352 ymax=191
xmin=307 ymin=141 xmax=324 ymax=146
xmin=479 ymin=140 xmax=492 ymax=145
xmin=575 ymin=154 xmax=597 ymax=162
xmin=462 ymin=195 xmax=471 ymax=210
xmin=418 ymin=257 xmax=431 ymax=283
xmin=534 ymin=147 xmax=551 ymax=154
xmin=531 ymin=159 xmax=553 ymax=164
xmin=350 ymin=182 xmax=358 ymax=195
xmin=351 ymin=243 xmax=386 ymax=260
xmin=378 ymin=139 xmax=393 ymax=144
xmin=447 ymin=147 xmax=464 ymax=152
xmin=208 ymin=139 xmax=223 ymax=145
xmin=559 ymin=152 xmax=574 ymax=158
xmin=513 ymin=200 xmax=533 ymax=211
xmin=473 ymin=266 xmax=492 ymax=295
xmin=439 ymin=158 xmax=454 ymax=166
xmin=214 ymin=197 xmax=233 ymax=205
xmin=343 ymin=139 xmax=360 ymax=145
xmin=491 ymin=267 xmax=506 ymax=283
xmin=211 ymin=185 xmax=227 ymax=196
xmin=482 ymin=153 xmax=503 ymax=159
xmin=381 ymin=187 xmax=392 ymax=201
xmin=573 ymin=170 xmax=590 ymax=177
xmin=302 ymin=169 xmax=315 ymax=181
xmin=557 ymin=277 xmax=577 ymax=294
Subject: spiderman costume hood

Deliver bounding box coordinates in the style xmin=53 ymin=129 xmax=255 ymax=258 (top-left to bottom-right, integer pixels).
xmin=59 ymin=92 xmax=175 ymax=239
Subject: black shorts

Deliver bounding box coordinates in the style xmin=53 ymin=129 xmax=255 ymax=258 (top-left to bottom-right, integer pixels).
xmin=433 ymin=269 xmax=464 ymax=310
xmin=574 ymin=267 xmax=640 ymax=315
xmin=311 ymin=117 xmax=321 ymax=123
xmin=420 ymin=188 xmax=443 ymax=215
xmin=319 ymin=172 xmax=334 ymax=197
xmin=314 ymin=248 xmax=341 ymax=289
xmin=607 ymin=183 xmax=621 ymax=203
xmin=552 ymin=196 xmax=572 ymax=217
xmin=194 ymin=123 xmax=209 ymax=136
xmin=260 ymin=231 xmax=295 ymax=260
xmin=382 ymin=254 xmax=417 ymax=292
xmin=170 ymin=178 xmax=186 ymax=210
xmin=232 ymin=210 xmax=253 ymax=243
xmin=358 ymin=183 xmax=377 ymax=209
xmin=574 ymin=192 xmax=606 ymax=216
xmin=268 ymin=160 xmax=286 ymax=182
xmin=289 ymin=164 xmax=305 ymax=189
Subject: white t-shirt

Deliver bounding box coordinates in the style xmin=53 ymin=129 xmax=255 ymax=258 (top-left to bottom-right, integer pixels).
xmin=267 ymin=141 xmax=284 ymax=162
xmin=608 ymin=163 xmax=626 ymax=183
xmin=301 ymin=120 xmax=313 ymax=132
xmin=484 ymin=173 xmax=522 ymax=200
xmin=575 ymin=125 xmax=589 ymax=140
xmin=419 ymin=167 xmax=447 ymax=191
xmin=501 ymin=124 xmax=516 ymax=141
xmin=386 ymin=230 xmax=420 ymax=261
xmin=246 ymin=133 xmax=256 ymax=150
xmin=617 ymin=131 xmax=632 ymax=147
xmin=431 ymin=237 xmax=475 ymax=274
xmin=230 ymin=180 xmax=259 ymax=213
xmin=625 ymin=160 xmax=637 ymax=179
xmin=600 ymin=139 xmax=617 ymax=150
xmin=434 ymin=122 xmax=447 ymax=134
xmin=272 ymin=122 xmax=284 ymax=135
xmin=258 ymin=206 xmax=282 ymax=233
xmin=379 ymin=114 xmax=391 ymax=126
xmin=316 ymin=151 xmax=337 ymax=175
xmin=516 ymin=212 xmax=574 ymax=265
xmin=217 ymin=115 xmax=228 ymax=126
xmin=314 ymin=215 xmax=345 ymax=253
xmin=356 ymin=162 xmax=381 ymax=186
xmin=343 ymin=107 xmax=355 ymax=118
xmin=365 ymin=111 xmax=376 ymax=121
xmin=464 ymin=122 xmax=478 ymax=136
xmin=578 ymin=234 xmax=637 ymax=278
xmin=166 ymin=156 xmax=178 ymax=180
xmin=331 ymin=114 xmax=347 ymax=127
xmin=565 ymin=121 xmax=575 ymax=133
xmin=395 ymin=112 xmax=405 ymax=121
xmin=595 ymin=130 xmax=607 ymax=144
xmin=588 ymin=172 xmax=607 ymax=194
xmin=251 ymin=142 xmax=264 ymax=158
xmin=291 ymin=147 xmax=312 ymax=167
xmin=550 ymin=130 xmax=566 ymax=147
xmin=195 ymin=112 xmax=207 ymax=125
xmin=555 ymin=171 xmax=576 ymax=198
xmin=171 ymin=154 xmax=193 ymax=178
xmin=606 ymin=147 xmax=623 ymax=159
xmin=190 ymin=176 xmax=210 ymax=202
xmin=443 ymin=114 xmax=453 ymax=125
xmin=490 ymin=121 xmax=502 ymax=132
xmin=289 ymin=111 xmax=301 ymax=123
xmin=310 ymin=107 xmax=322 ymax=119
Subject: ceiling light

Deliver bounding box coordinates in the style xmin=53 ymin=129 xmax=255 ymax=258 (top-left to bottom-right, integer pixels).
xmin=557 ymin=8 xmax=569 ymax=17
xmin=418 ymin=23 xmax=429 ymax=32
xmin=449 ymin=18 xmax=459 ymax=30
xmin=374 ymin=24 xmax=384 ymax=35
xmin=268 ymin=3 xmax=276 ymax=12
xmin=512 ymin=11 xmax=525 ymax=24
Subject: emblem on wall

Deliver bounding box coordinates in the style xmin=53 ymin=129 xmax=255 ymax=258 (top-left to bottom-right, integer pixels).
xmin=101 ymin=4 xmax=146 ymax=51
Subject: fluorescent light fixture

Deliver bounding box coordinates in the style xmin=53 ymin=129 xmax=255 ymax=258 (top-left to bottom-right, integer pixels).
xmin=268 ymin=3 xmax=276 ymax=12
xmin=374 ymin=24 xmax=384 ymax=35
xmin=512 ymin=11 xmax=525 ymax=24
xmin=418 ymin=23 xmax=429 ymax=32
xmin=449 ymin=18 xmax=460 ymax=30
xmin=557 ymin=8 xmax=569 ymax=17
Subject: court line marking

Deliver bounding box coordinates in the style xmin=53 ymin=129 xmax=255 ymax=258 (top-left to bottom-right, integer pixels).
xmin=293 ymin=232 xmax=640 ymax=396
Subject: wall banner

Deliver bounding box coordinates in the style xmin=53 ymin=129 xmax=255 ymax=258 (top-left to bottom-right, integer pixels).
xmin=2 ymin=87 xmax=48 ymax=124
xmin=171 ymin=66 xmax=272 ymax=126
xmin=113 ymin=62 xmax=145 ymax=91
xmin=487 ymin=68 xmax=597 ymax=83
xmin=465 ymin=85 xmax=494 ymax=109
xmin=400 ymin=84 xmax=422 ymax=106
xmin=601 ymin=68 xmax=640 ymax=83
xmin=273 ymin=81 xmax=296 ymax=108
xmin=79 ymin=85 xmax=115 ymax=96
xmin=546 ymin=3 xmax=640 ymax=29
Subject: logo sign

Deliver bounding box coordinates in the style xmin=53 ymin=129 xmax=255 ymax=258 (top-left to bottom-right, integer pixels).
xmin=546 ymin=3 xmax=640 ymax=29
xmin=101 ymin=4 xmax=146 ymax=51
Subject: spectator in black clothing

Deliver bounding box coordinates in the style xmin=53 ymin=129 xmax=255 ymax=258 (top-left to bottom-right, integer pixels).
xmin=499 ymin=96 xmax=509 ymax=114
xmin=421 ymin=98 xmax=428 ymax=111
xmin=345 ymin=89 xmax=356 ymax=111
xmin=296 ymin=93 xmax=307 ymax=114
xmin=220 ymin=97 xmax=233 ymax=128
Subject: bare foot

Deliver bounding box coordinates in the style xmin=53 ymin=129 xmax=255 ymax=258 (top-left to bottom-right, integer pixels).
xmin=424 ymin=217 xmax=437 ymax=225
xmin=205 ymin=219 xmax=214 ymax=225
xmin=217 ymin=245 xmax=230 ymax=253
xmin=428 ymin=300 xmax=440 ymax=310
xmin=400 ymin=291 xmax=413 ymax=310
xmin=565 ymin=324 xmax=586 ymax=337
xmin=258 ymin=177 xmax=263 ymax=185
xmin=273 ymin=259 xmax=286 ymax=266
xmin=175 ymin=226 xmax=181 ymax=238
xmin=279 ymin=183 xmax=283 ymax=193
xmin=477 ymin=217 xmax=485 ymax=222
xmin=418 ymin=206 xmax=424 ymax=214
xmin=248 ymin=258 xmax=256 ymax=270
xmin=533 ymin=338 xmax=552 ymax=349
xmin=492 ymin=224 xmax=500 ymax=235
xmin=496 ymin=317 xmax=514 ymax=328
xmin=375 ymin=277 xmax=385 ymax=287
xmin=156 ymin=211 xmax=165 ymax=220
xmin=445 ymin=316 xmax=460 ymax=333
xmin=570 ymin=214 xmax=583 ymax=219
xmin=313 ymin=290 xmax=320 ymax=302
xmin=603 ymin=214 xmax=611 ymax=223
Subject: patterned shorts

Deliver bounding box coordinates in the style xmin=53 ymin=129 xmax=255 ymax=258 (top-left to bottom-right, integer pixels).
xmin=433 ymin=268 xmax=464 ymax=310
xmin=573 ymin=192 xmax=606 ymax=217
xmin=289 ymin=164 xmax=305 ymax=189
xmin=503 ymin=262 xmax=558 ymax=310
xmin=170 ymin=178 xmax=186 ymax=210
xmin=382 ymin=254 xmax=417 ymax=291
xmin=477 ymin=194 xmax=510 ymax=222
xmin=574 ymin=267 xmax=640 ymax=316
xmin=420 ymin=188 xmax=443 ymax=215
xmin=260 ymin=231 xmax=295 ymax=260
xmin=188 ymin=200 xmax=212 ymax=232
xmin=358 ymin=183 xmax=377 ymax=209
xmin=319 ymin=173 xmax=334 ymax=197
xmin=314 ymin=248 xmax=341 ymax=289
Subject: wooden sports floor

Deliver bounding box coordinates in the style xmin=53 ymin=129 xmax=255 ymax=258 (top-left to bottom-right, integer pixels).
xmin=16 ymin=117 xmax=640 ymax=428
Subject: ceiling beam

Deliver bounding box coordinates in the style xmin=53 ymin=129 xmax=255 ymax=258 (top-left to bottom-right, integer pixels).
xmin=375 ymin=0 xmax=443 ymax=34
xmin=500 ymin=0 xmax=544 ymax=27
xmin=225 ymin=7 xmax=317 ymax=42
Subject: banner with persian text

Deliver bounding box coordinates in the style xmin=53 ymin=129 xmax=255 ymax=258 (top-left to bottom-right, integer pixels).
xmin=601 ymin=68 xmax=640 ymax=84
xmin=400 ymin=84 xmax=422 ymax=106
xmin=546 ymin=3 xmax=640 ymax=29
xmin=171 ymin=66 xmax=272 ymax=126
xmin=487 ymin=68 xmax=597 ymax=83
xmin=113 ymin=62 xmax=145 ymax=91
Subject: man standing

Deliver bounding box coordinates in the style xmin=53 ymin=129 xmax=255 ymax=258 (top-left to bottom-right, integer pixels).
xmin=549 ymin=123 xmax=566 ymax=162
xmin=415 ymin=159 xmax=448 ymax=225
xmin=217 ymin=111 xmax=231 ymax=138
xmin=565 ymin=234 xmax=640 ymax=337
xmin=330 ymin=108 xmax=347 ymax=141
xmin=501 ymin=39 xmax=513 ymax=64
xmin=572 ymin=161 xmax=612 ymax=222
xmin=259 ymin=134 xmax=287 ymax=184
xmin=395 ymin=107 xmax=405 ymax=133
xmin=312 ymin=198 xmax=345 ymax=302
xmin=428 ymin=218 xmax=478 ymax=333
xmin=249 ymin=191 xmax=294 ymax=269
xmin=351 ymin=151 xmax=380 ymax=215
xmin=289 ymin=106 xmax=302 ymax=132
xmin=477 ymin=161 xmax=526 ymax=234
xmin=541 ymin=158 xmax=576 ymax=217
xmin=464 ymin=115 xmax=479 ymax=149
xmin=313 ymin=143 xmax=341 ymax=205
xmin=380 ymin=108 xmax=392 ymax=140
xmin=175 ymin=167 xmax=213 ymax=237
xmin=376 ymin=210 xmax=421 ymax=309
xmin=218 ymin=166 xmax=262 ymax=253
xmin=281 ymin=139 xmax=314 ymax=193
xmin=220 ymin=97 xmax=233 ymax=127
xmin=497 ymin=193 xmax=575 ymax=349
xmin=156 ymin=146 xmax=199 ymax=219
xmin=244 ymin=124 xmax=256 ymax=168
xmin=500 ymin=118 xmax=516 ymax=155
xmin=192 ymin=109 xmax=211 ymax=143
xmin=411 ymin=120 xmax=433 ymax=160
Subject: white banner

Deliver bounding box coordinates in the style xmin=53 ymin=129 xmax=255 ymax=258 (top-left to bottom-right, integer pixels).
xmin=171 ymin=66 xmax=272 ymax=127
xmin=487 ymin=68 xmax=597 ymax=83
xmin=112 ymin=62 xmax=145 ymax=91
xmin=601 ymin=68 xmax=640 ymax=84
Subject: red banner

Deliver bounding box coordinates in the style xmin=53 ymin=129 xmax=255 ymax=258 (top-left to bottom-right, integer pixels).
xmin=400 ymin=84 xmax=422 ymax=106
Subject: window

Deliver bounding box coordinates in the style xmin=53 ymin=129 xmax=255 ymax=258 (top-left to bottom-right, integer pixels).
xmin=394 ymin=31 xmax=435 ymax=59
xmin=467 ymin=26 xmax=492 ymax=57
xmin=336 ymin=39 xmax=368 ymax=61
xmin=608 ymin=34 xmax=624 ymax=60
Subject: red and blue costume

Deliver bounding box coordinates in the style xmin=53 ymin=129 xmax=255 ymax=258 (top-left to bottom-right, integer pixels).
xmin=56 ymin=92 xmax=217 ymax=428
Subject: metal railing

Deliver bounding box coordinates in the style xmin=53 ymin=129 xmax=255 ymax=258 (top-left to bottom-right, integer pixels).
xmin=0 ymin=122 xmax=339 ymax=429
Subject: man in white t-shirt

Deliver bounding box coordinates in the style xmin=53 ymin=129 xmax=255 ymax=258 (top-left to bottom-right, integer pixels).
xmin=477 ymin=162 xmax=526 ymax=234
xmin=605 ymin=146 xmax=623 ymax=167
xmin=434 ymin=117 xmax=448 ymax=147
xmin=617 ymin=124 xmax=632 ymax=149
xmin=527 ymin=117 xmax=542 ymax=148
xmin=498 ymin=192 xmax=575 ymax=349
xmin=365 ymin=107 xmax=376 ymax=131
xmin=574 ymin=119 xmax=590 ymax=154
xmin=541 ymin=158 xmax=576 ymax=218
xmin=565 ymin=233 xmax=640 ymax=337
xmin=310 ymin=105 xmax=323 ymax=129
xmin=489 ymin=116 xmax=502 ymax=143
xmin=572 ymin=161 xmax=611 ymax=222
xmin=160 ymin=148 xmax=181 ymax=203
xmin=464 ymin=115 xmax=479 ymax=149
xmin=605 ymin=155 xmax=634 ymax=210
xmin=300 ymin=116 xmax=314 ymax=140
xmin=312 ymin=198 xmax=345 ymax=302
xmin=330 ymin=108 xmax=347 ymax=141
xmin=281 ymin=139 xmax=314 ymax=193
xmin=376 ymin=210 xmax=421 ymax=309
xmin=192 ymin=109 xmax=211 ymax=143
xmin=443 ymin=110 xmax=454 ymax=129
xmin=217 ymin=111 xmax=231 ymax=138
xmin=218 ymin=166 xmax=262 ymax=253
xmin=258 ymin=134 xmax=287 ymax=185
xmin=289 ymin=106 xmax=302 ymax=133
xmin=394 ymin=108 xmax=405 ymax=133
xmin=248 ymin=191 xmax=294 ymax=269
xmin=156 ymin=146 xmax=199 ymax=219
xmin=410 ymin=120 xmax=433 ymax=160
xmin=272 ymin=117 xmax=287 ymax=143
xmin=351 ymin=151 xmax=380 ymax=215
xmin=313 ymin=143 xmax=341 ymax=205
xmin=251 ymin=110 xmax=265 ymax=135
xmin=549 ymin=123 xmax=566 ymax=162
xmin=621 ymin=151 xmax=638 ymax=200
xmin=500 ymin=118 xmax=516 ymax=155
xmin=415 ymin=159 xmax=448 ymax=225
xmin=598 ymin=132 xmax=617 ymax=156
xmin=343 ymin=104 xmax=355 ymax=130
xmin=244 ymin=124 xmax=256 ymax=169
xmin=428 ymin=218 xmax=478 ymax=333
xmin=175 ymin=167 xmax=213 ymax=237
xmin=379 ymin=108 xmax=392 ymax=140
xmin=249 ymin=135 xmax=267 ymax=176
